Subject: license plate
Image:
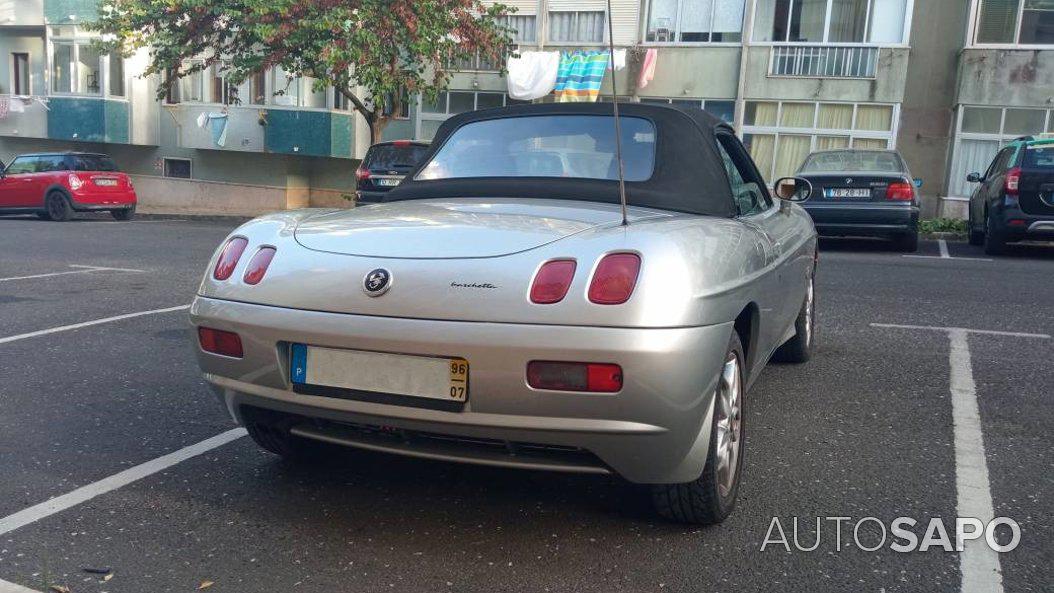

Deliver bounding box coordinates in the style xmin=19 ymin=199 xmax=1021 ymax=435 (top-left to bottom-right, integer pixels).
xmin=375 ymin=178 xmax=401 ymax=187
xmin=290 ymin=344 xmax=468 ymax=402
xmin=95 ymin=178 xmax=118 ymax=187
xmin=825 ymin=188 xmax=871 ymax=198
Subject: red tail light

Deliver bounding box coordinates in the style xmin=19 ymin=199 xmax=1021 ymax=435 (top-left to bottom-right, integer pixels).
xmin=198 ymin=327 xmax=244 ymax=358
xmin=526 ymin=361 xmax=623 ymax=393
xmin=1005 ymin=167 xmax=1021 ymax=195
xmin=885 ymin=181 xmax=915 ymax=201
xmin=588 ymin=253 xmax=641 ymax=305
xmin=213 ymin=237 xmax=248 ymax=280
xmin=355 ymin=164 xmax=371 ymax=182
xmin=242 ymin=247 xmax=276 ymax=285
xmin=530 ymin=259 xmax=577 ymax=304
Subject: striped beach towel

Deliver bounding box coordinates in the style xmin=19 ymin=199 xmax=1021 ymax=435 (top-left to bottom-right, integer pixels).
xmin=554 ymin=51 xmax=610 ymax=103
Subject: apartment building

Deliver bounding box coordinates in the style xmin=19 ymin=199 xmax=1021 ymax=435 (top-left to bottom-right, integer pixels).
xmin=0 ymin=0 xmax=1050 ymax=218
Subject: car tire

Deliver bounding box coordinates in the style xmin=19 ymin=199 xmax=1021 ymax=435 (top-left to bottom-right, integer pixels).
xmin=45 ymin=191 xmax=73 ymax=222
xmin=245 ymin=419 xmax=311 ymax=460
xmin=983 ymin=212 xmax=1007 ymax=256
xmin=772 ymin=268 xmax=815 ymax=364
xmin=651 ymin=332 xmax=745 ymax=525
xmin=111 ymin=206 xmax=135 ymax=221
xmin=892 ymin=231 xmax=919 ymax=252
xmin=968 ymin=209 xmax=984 ymax=246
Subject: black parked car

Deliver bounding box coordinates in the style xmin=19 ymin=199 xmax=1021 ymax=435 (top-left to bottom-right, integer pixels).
xmin=355 ymin=140 xmax=430 ymax=203
xmin=795 ymin=149 xmax=921 ymax=252
xmin=966 ymin=135 xmax=1054 ymax=255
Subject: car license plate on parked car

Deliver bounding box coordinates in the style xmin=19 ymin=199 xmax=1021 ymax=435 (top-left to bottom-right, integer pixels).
xmin=376 ymin=178 xmax=401 ymax=187
xmin=95 ymin=178 xmax=118 ymax=187
xmin=290 ymin=344 xmax=469 ymax=402
xmin=825 ymin=188 xmax=871 ymax=198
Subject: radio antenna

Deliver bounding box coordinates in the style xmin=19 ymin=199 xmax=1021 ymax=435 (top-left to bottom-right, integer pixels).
xmin=605 ymin=0 xmax=629 ymax=226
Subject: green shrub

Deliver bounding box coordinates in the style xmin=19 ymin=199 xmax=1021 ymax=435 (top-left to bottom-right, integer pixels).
xmin=919 ymin=218 xmax=968 ymax=234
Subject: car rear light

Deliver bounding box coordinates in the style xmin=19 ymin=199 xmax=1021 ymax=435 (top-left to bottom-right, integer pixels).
xmin=526 ymin=361 xmax=623 ymax=393
xmin=242 ymin=247 xmax=276 ymax=285
xmin=68 ymin=174 xmax=84 ymax=190
xmin=1007 ymin=219 xmax=1027 ymax=227
xmin=355 ymin=163 xmax=370 ymax=182
xmin=198 ymin=327 xmax=244 ymax=358
xmin=588 ymin=253 xmax=641 ymax=305
xmin=213 ymin=237 xmax=248 ymax=280
xmin=530 ymin=259 xmax=576 ymax=304
xmin=393 ymin=140 xmax=411 ymax=147
xmin=1005 ymin=167 xmax=1021 ymax=195
xmin=885 ymin=181 xmax=915 ymax=201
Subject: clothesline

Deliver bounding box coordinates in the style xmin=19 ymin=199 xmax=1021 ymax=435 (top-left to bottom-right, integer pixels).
xmin=505 ymin=48 xmax=655 ymax=103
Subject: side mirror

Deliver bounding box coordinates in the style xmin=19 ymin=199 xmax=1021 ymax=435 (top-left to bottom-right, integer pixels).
xmin=966 ymin=172 xmax=982 ymax=183
xmin=913 ymin=178 xmax=923 ymax=188
xmin=773 ymin=177 xmax=813 ymax=202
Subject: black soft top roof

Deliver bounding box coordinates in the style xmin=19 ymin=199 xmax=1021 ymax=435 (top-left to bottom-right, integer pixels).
xmin=383 ymin=102 xmax=737 ymax=218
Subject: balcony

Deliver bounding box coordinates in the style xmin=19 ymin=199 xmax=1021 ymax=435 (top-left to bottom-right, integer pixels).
xmin=769 ymin=45 xmax=879 ymax=79
xmin=47 ymin=96 xmax=129 ymax=143
xmin=0 ymin=0 xmax=44 ymax=26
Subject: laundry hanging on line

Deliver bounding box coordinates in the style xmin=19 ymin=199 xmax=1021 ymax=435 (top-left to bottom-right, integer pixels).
xmin=506 ymin=51 xmax=561 ymax=101
xmin=554 ymin=51 xmax=611 ymax=103
xmin=638 ymin=48 xmax=658 ymax=90
xmin=197 ymin=111 xmax=229 ymax=147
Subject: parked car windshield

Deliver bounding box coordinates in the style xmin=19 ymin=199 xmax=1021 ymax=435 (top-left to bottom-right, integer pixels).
xmin=1022 ymin=146 xmax=1054 ymax=169
xmin=366 ymin=144 xmax=429 ymax=170
xmin=799 ymin=151 xmax=904 ymax=173
xmin=415 ymin=115 xmax=656 ymax=182
xmin=71 ymin=155 xmax=119 ymax=172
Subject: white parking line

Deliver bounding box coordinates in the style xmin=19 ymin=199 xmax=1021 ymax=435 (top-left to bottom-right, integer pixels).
xmin=0 ymin=428 xmax=246 ymax=537
xmin=939 ymin=239 xmax=951 ymax=258
xmin=901 ymin=240 xmax=993 ymax=262
xmin=0 ymin=305 xmax=190 ymax=346
xmin=872 ymin=323 xmax=1050 ymax=593
xmin=0 ymin=579 xmax=40 ymax=593
xmin=0 ymin=264 xmax=145 ymax=283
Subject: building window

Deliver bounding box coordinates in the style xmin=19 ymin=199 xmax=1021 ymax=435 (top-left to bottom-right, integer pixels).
xmin=418 ymin=91 xmax=522 ymax=139
xmin=503 ymin=14 xmax=538 ymax=43
xmin=108 ymin=54 xmax=124 ymax=97
xmin=271 ymin=68 xmax=327 ymax=108
xmin=753 ymin=0 xmax=909 ymax=44
xmin=639 ymin=97 xmax=737 ymax=123
xmin=12 ymin=53 xmax=29 ymax=95
xmin=548 ymin=10 xmax=605 ymax=43
xmin=975 ymin=0 xmax=1054 ymax=44
xmin=947 ymin=105 xmax=1053 ymax=197
xmin=163 ymin=158 xmax=192 ymax=179
xmin=741 ymin=100 xmax=897 ymax=180
xmin=249 ymin=71 xmax=267 ymax=105
xmin=176 ymin=60 xmax=204 ymax=103
xmin=646 ymin=0 xmax=745 ymax=43
xmin=51 ymin=43 xmax=73 ymax=93
xmin=383 ymin=88 xmax=411 ymax=120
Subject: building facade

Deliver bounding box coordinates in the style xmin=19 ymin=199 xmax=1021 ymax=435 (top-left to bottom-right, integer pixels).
xmin=0 ymin=0 xmax=1050 ymax=218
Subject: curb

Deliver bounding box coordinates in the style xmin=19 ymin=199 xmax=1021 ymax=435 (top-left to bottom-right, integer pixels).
xmin=921 ymin=232 xmax=967 ymax=241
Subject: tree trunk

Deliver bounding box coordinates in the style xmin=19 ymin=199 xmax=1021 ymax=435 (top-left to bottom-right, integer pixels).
xmin=370 ymin=115 xmax=391 ymax=145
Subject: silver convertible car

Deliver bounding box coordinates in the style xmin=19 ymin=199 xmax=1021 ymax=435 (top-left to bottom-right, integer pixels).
xmin=191 ymin=103 xmax=818 ymax=524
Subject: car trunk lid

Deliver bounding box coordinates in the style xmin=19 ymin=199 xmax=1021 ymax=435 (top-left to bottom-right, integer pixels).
xmin=799 ymin=173 xmax=911 ymax=203
xmin=1018 ymin=146 xmax=1054 ymax=216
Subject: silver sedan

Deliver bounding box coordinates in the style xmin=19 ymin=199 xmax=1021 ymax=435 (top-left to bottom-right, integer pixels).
xmin=191 ymin=103 xmax=818 ymax=524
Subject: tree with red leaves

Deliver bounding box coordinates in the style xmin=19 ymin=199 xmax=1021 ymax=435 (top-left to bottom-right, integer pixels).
xmin=92 ymin=0 xmax=514 ymax=143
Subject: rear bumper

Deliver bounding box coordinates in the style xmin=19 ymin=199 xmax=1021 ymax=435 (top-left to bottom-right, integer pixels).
xmin=803 ymin=202 xmax=918 ymax=237
xmin=70 ymin=191 xmax=137 ymax=211
xmin=356 ymin=189 xmax=393 ymax=204
xmin=190 ymin=296 xmax=732 ymax=484
xmin=989 ymin=204 xmax=1054 ymax=241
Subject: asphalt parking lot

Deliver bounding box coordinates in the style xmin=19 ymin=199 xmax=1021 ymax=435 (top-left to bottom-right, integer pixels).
xmin=0 ymin=214 xmax=1052 ymax=593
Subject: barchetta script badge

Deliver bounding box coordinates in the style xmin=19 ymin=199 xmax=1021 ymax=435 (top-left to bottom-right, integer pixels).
xmin=363 ymin=268 xmax=392 ymax=297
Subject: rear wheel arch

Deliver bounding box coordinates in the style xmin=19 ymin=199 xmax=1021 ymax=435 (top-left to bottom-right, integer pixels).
xmin=733 ymin=303 xmax=759 ymax=374
xmin=43 ymin=184 xmax=72 ymax=203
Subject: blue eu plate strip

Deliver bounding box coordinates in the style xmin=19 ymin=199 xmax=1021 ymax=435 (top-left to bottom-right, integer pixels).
xmin=290 ymin=343 xmax=308 ymax=384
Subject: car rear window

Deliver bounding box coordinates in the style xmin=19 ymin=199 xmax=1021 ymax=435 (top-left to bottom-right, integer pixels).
xmin=1022 ymin=146 xmax=1054 ymax=169
xmin=365 ymin=144 xmax=429 ymax=170
xmin=799 ymin=151 xmax=904 ymax=173
xmin=71 ymin=155 xmax=119 ymax=172
xmin=415 ymin=115 xmax=656 ymax=182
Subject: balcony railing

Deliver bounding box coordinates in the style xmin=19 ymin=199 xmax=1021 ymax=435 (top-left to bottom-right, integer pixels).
xmin=769 ymin=45 xmax=879 ymax=79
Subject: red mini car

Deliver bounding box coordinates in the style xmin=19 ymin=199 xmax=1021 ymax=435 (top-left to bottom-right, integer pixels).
xmin=0 ymin=152 xmax=137 ymax=221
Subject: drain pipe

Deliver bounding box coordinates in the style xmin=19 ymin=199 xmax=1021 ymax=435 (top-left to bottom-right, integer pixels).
xmin=733 ymin=0 xmax=757 ymax=136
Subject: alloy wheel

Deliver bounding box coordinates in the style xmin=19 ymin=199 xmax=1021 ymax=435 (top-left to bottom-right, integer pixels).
xmin=714 ymin=351 xmax=743 ymax=498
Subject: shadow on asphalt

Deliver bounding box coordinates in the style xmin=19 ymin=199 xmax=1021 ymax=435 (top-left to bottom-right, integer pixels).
xmin=817 ymin=236 xmax=902 ymax=253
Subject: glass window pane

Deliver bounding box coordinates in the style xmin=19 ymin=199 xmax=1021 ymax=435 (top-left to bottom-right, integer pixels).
xmin=744 ymin=133 xmax=776 ymax=179
xmin=976 ymin=0 xmax=1021 ymax=43
xmin=647 ymin=0 xmax=679 ymax=41
xmin=752 ymin=0 xmax=787 ymax=41
xmin=780 ymin=102 xmax=816 ymax=127
xmin=549 ymin=11 xmax=605 ymax=43
xmin=712 ymin=0 xmax=745 ymax=42
xmin=746 ymin=101 xmax=778 ymax=126
xmin=422 ymin=92 xmax=447 ymax=114
xmin=855 ymin=105 xmax=894 ymax=131
xmin=76 ymin=44 xmax=102 ymax=94
xmin=774 ymin=134 xmax=812 ymax=177
xmin=505 ymin=15 xmax=537 ymax=43
xmin=448 ymin=91 xmax=475 ymax=114
xmin=704 ymin=100 xmax=736 ymax=123
xmin=815 ymin=135 xmax=850 ymax=150
xmin=250 ymin=71 xmax=267 ymax=105
xmin=108 ymin=55 xmax=124 ymax=96
xmin=852 ymin=138 xmax=889 ymax=149
xmin=869 ymin=0 xmax=908 ymax=43
xmin=950 ymin=139 xmax=1000 ymax=196
xmin=829 ymin=0 xmax=869 ymax=42
xmin=476 ymin=92 xmax=504 ymax=110
xmin=789 ymin=0 xmax=826 ymax=41
xmin=1003 ymin=108 xmax=1046 ymax=134
xmin=961 ymin=106 xmax=1002 ymax=133
xmin=670 ymin=98 xmax=703 ymax=108
xmin=420 ymin=119 xmax=443 ymax=141
xmin=302 ymin=78 xmax=327 ymax=108
xmin=1048 ymin=111 xmax=1054 ymax=132
xmin=817 ymin=104 xmax=854 ymax=129
xmin=52 ymin=44 xmax=72 ymax=93
xmin=1021 ymin=0 xmax=1054 ymax=44
xmin=680 ymin=0 xmax=715 ymax=42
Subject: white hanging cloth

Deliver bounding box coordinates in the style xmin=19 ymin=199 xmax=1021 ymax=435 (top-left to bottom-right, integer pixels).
xmin=505 ymin=51 xmax=561 ymax=101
